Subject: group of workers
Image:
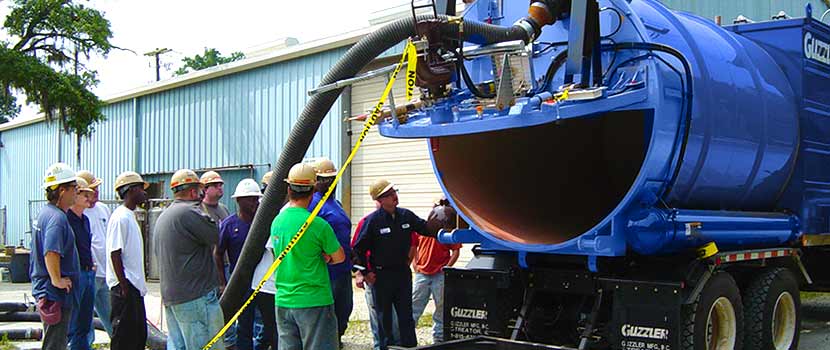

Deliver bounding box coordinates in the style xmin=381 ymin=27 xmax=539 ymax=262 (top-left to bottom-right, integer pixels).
xmin=29 ymin=157 xmax=459 ymax=350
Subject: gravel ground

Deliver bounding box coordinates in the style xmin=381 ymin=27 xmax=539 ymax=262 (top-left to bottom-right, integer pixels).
xmin=342 ymin=285 xmax=438 ymax=349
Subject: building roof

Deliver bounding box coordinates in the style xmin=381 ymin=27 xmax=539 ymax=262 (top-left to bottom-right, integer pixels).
xmin=0 ymin=24 xmax=378 ymax=132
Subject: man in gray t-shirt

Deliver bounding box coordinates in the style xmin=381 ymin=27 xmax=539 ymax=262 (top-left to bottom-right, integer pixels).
xmin=155 ymin=169 xmax=226 ymax=350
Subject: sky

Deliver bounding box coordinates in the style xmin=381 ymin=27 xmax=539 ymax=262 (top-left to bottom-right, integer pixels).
xmin=1 ymin=0 xmax=407 ymax=119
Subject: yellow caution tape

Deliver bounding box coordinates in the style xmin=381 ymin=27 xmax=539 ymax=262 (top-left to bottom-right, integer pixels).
xmin=697 ymin=242 xmax=719 ymax=260
xmin=405 ymin=42 xmax=418 ymax=101
xmin=554 ymin=87 xmax=570 ymax=102
xmin=202 ymin=40 xmax=416 ymax=350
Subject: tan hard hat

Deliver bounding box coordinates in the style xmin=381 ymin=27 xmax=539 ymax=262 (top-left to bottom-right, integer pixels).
xmin=76 ymin=177 xmax=95 ymax=193
xmin=76 ymin=170 xmax=102 ymax=189
xmin=313 ymin=158 xmax=337 ymax=177
xmin=114 ymin=171 xmax=149 ymax=192
xmin=171 ymin=169 xmax=200 ymax=190
xmin=200 ymin=171 xmax=224 ymax=185
xmin=261 ymin=170 xmax=274 ymax=185
xmin=42 ymin=162 xmax=77 ymax=190
xmin=369 ymin=179 xmax=396 ymax=200
xmin=284 ymin=163 xmax=317 ymax=187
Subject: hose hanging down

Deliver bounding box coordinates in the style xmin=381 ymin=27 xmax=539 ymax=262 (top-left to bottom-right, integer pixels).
xmin=220 ymin=15 xmax=533 ymax=320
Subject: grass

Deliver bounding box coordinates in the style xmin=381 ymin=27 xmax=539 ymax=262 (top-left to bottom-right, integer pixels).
xmin=802 ymin=291 xmax=827 ymax=301
xmin=0 ymin=335 xmax=16 ymax=350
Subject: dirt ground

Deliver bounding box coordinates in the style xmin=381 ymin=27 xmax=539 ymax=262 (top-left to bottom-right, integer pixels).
xmin=0 ymin=280 xmax=827 ymax=349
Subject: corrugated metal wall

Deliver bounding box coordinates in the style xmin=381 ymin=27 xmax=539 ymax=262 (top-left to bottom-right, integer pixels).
xmin=661 ymin=0 xmax=830 ymax=22
xmin=0 ymin=121 xmax=61 ymax=245
xmin=0 ymin=47 xmax=349 ymax=247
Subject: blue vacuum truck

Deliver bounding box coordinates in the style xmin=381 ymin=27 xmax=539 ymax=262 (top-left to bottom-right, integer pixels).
xmin=222 ymin=0 xmax=830 ymax=349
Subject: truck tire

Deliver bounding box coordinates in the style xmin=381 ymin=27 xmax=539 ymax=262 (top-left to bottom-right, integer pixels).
xmin=742 ymin=267 xmax=800 ymax=350
xmin=682 ymin=272 xmax=744 ymax=350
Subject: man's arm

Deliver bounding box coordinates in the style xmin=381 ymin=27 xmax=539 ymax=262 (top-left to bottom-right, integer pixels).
xmin=213 ymin=220 xmax=230 ymax=290
xmin=409 ymin=207 xmax=451 ymax=238
xmin=328 ymin=246 xmax=345 ymax=264
xmin=447 ymin=246 xmax=461 ymax=267
xmin=44 ymin=252 xmax=71 ymax=292
xmin=42 ymin=223 xmax=71 ymax=292
xmin=351 ymin=217 xmax=373 ymax=269
xmin=110 ymin=249 xmax=129 ymax=297
xmin=187 ymin=207 xmax=220 ymax=245
xmin=213 ymin=246 xmax=227 ymax=290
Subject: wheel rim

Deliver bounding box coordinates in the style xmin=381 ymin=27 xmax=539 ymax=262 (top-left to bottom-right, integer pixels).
xmin=772 ymin=291 xmax=796 ymax=350
xmin=706 ymin=296 xmax=737 ymax=350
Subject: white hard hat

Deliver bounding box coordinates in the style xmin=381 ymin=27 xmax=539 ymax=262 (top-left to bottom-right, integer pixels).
xmin=232 ymin=179 xmax=264 ymax=198
xmin=42 ymin=163 xmax=77 ymax=190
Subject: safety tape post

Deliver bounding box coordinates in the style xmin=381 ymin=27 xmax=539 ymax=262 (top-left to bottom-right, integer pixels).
xmin=202 ymin=40 xmax=415 ymax=350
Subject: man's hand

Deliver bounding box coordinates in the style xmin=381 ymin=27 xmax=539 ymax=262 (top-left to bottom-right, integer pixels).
xmin=118 ymin=283 xmax=129 ymax=298
xmin=322 ymin=253 xmax=333 ymax=264
xmin=51 ymin=277 xmax=72 ymax=292
xmin=355 ymin=273 xmax=365 ymax=289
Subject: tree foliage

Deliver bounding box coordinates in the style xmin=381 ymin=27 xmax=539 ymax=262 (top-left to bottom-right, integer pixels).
xmin=174 ymin=48 xmax=245 ymax=76
xmin=0 ymin=0 xmax=113 ymax=135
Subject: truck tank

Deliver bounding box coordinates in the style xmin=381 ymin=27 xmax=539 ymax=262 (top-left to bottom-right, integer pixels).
xmin=379 ymin=0 xmax=830 ymax=257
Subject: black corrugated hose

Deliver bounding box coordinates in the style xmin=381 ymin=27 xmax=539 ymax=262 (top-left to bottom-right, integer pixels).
xmin=221 ymin=15 xmax=532 ymax=320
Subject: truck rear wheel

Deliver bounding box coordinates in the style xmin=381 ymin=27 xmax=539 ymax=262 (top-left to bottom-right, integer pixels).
xmin=682 ymin=272 xmax=744 ymax=350
xmin=742 ymin=267 xmax=800 ymax=350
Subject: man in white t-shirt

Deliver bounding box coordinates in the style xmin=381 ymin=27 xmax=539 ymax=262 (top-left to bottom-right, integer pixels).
xmin=238 ymin=238 xmax=278 ymax=350
xmin=77 ymin=170 xmax=113 ymax=337
xmin=106 ymin=172 xmax=149 ymax=350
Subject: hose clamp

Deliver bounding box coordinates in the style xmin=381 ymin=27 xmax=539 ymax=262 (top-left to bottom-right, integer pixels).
xmin=514 ymin=18 xmax=537 ymax=42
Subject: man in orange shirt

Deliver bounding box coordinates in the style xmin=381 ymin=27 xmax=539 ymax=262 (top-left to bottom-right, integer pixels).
xmin=411 ymin=198 xmax=460 ymax=343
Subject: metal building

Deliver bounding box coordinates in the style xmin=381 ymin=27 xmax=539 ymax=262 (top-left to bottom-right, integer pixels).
xmin=0 ymin=35 xmax=354 ymax=246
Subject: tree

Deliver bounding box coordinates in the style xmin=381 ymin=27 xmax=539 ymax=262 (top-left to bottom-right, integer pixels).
xmin=0 ymin=0 xmax=114 ymax=138
xmin=174 ymin=48 xmax=245 ymax=75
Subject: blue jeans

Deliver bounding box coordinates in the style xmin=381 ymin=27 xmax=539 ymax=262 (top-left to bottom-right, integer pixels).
xmin=412 ymin=272 xmax=445 ymax=343
xmin=365 ymin=285 xmax=399 ymax=350
xmin=330 ymin=273 xmax=353 ymax=337
xmin=237 ymin=290 xmax=276 ymax=350
xmin=94 ymin=277 xmax=113 ymax=336
xmin=165 ymin=289 xmax=226 ymax=350
xmin=69 ymin=269 xmax=96 ymax=350
xmin=276 ymin=304 xmax=338 ymax=350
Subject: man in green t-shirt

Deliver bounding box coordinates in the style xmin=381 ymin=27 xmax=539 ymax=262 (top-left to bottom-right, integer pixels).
xmin=271 ymin=162 xmax=345 ymax=350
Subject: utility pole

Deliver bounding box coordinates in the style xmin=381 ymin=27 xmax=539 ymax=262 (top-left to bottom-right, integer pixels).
xmin=144 ymin=48 xmax=172 ymax=81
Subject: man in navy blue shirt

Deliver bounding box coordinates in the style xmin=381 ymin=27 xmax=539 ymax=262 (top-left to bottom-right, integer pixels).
xmin=309 ymin=158 xmax=353 ymax=345
xmin=66 ymin=178 xmax=97 ymax=350
xmin=352 ymin=179 xmax=444 ymax=350
xmin=215 ymin=178 xmax=273 ymax=350
xmin=30 ymin=163 xmax=80 ymax=350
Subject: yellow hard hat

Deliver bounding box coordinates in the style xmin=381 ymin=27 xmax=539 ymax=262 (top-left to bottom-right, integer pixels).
xmin=284 ymin=163 xmax=317 ymax=187
xmin=114 ymin=171 xmax=149 ymax=192
xmin=171 ymin=169 xmax=200 ymax=190
xmin=369 ymin=179 xmax=395 ymax=200
xmin=42 ymin=163 xmax=77 ymax=190
xmin=76 ymin=170 xmax=102 ymax=189
xmin=313 ymin=158 xmax=338 ymax=177
xmin=261 ymin=170 xmax=274 ymax=185
xmin=76 ymin=177 xmax=95 ymax=193
xmin=200 ymin=171 xmax=224 ymax=185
